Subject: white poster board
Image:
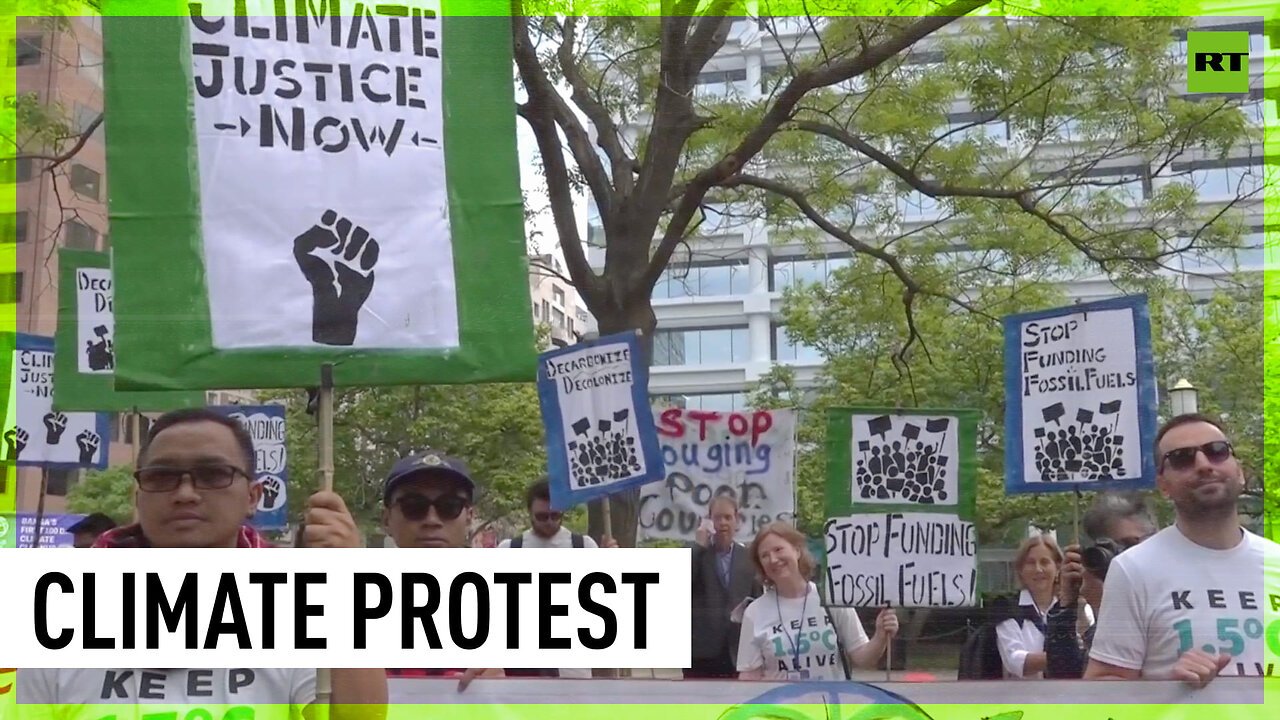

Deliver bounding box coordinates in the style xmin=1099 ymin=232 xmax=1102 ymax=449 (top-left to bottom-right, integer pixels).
xmin=825 ymin=512 xmax=977 ymax=608
xmin=190 ymin=1 xmax=457 ymax=349
xmin=6 ymin=337 xmax=107 ymax=468
xmin=75 ymin=267 xmax=115 ymax=374
xmin=1003 ymin=296 xmax=1158 ymax=494
xmin=849 ymin=413 xmax=959 ymax=506
xmin=639 ymin=407 xmax=796 ymax=542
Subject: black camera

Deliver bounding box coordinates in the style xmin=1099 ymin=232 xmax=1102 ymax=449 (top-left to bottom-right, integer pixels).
xmin=1081 ymin=538 xmax=1126 ymax=580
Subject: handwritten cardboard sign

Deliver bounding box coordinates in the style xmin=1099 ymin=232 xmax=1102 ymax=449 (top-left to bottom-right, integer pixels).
xmin=639 ymin=406 xmax=796 ymax=542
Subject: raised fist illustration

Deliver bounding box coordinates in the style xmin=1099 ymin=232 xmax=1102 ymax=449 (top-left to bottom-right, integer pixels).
xmin=259 ymin=474 xmax=283 ymax=511
xmin=4 ymin=427 xmax=27 ymax=459
xmin=74 ymin=427 xmax=99 ymax=461
xmin=293 ymin=210 xmax=380 ymax=346
xmin=43 ymin=412 xmax=69 ymax=445
xmin=76 ymin=430 xmax=100 ymax=465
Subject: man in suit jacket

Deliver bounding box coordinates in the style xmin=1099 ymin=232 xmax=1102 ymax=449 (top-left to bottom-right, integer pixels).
xmin=686 ymin=495 xmax=762 ymax=679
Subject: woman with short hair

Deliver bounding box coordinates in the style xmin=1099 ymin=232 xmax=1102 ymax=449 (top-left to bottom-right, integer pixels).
xmin=736 ymin=522 xmax=898 ymax=680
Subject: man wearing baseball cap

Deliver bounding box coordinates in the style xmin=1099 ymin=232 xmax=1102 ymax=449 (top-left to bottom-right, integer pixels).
xmin=66 ymin=512 xmax=117 ymax=548
xmin=380 ymin=450 xmax=503 ymax=690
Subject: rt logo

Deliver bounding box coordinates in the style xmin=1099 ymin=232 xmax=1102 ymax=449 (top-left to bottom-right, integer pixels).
xmin=1187 ymin=31 xmax=1250 ymax=94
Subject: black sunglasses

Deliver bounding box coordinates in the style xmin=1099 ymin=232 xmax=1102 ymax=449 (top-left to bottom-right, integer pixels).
xmin=134 ymin=464 xmax=252 ymax=493
xmin=1160 ymin=441 xmax=1233 ymax=471
xmin=534 ymin=511 xmax=563 ymax=522
xmin=391 ymin=494 xmax=470 ymax=521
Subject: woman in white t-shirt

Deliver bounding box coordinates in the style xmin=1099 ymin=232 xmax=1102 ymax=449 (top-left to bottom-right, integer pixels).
xmin=996 ymin=533 xmax=1092 ymax=679
xmin=737 ymin=522 xmax=898 ymax=681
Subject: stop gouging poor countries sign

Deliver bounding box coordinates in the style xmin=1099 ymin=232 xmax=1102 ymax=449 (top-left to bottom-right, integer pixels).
xmin=1002 ymin=294 xmax=1158 ymax=495
xmin=105 ymin=4 xmax=537 ymax=390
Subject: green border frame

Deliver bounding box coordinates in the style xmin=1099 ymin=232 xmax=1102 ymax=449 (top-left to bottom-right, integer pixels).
xmin=53 ymin=248 xmax=205 ymax=411
xmin=105 ymin=9 xmax=537 ymax=391
xmin=825 ymin=407 xmax=979 ymax=520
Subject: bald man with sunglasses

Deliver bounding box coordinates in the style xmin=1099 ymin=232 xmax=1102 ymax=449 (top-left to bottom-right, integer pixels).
xmin=380 ymin=451 xmax=503 ymax=690
xmin=1086 ymin=414 xmax=1279 ymax=687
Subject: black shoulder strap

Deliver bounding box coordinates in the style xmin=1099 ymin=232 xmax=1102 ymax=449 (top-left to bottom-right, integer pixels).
xmin=822 ymin=606 xmax=852 ymax=681
xmin=510 ymin=535 xmax=523 ymax=548
xmin=571 ymin=533 xmax=584 ymax=548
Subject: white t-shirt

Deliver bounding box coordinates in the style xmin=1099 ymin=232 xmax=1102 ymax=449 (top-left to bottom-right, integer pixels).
xmin=1089 ymin=525 xmax=1280 ymax=679
xmin=16 ymin=668 xmax=313 ymax=720
xmin=498 ymin=527 xmax=598 ymax=549
xmin=736 ymin=582 xmax=870 ymax=681
xmin=497 ymin=527 xmax=595 ymax=677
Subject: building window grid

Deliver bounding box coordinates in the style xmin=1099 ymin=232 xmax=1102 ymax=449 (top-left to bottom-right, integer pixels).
xmin=652 ymin=326 xmax=750 ymax=366
xmin=655 ymin=260 xmax=751 ymax=299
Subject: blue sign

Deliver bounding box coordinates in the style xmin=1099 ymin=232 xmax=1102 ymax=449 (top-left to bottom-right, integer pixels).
xmin=1003 ymin=295 xmax=1158 ymax=495
xmin=537 ymin=331 xmax=666 ymax=511
xmin=11 ymin=512 xmax=86 ymax=548
xmin=210 ymin=405 xmax=288 ymax=530
xmin=6 ymin=334 xmax=108 ymax=469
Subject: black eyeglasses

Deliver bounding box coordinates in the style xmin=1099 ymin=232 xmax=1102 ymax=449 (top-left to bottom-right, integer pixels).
xmin=534 ymin=511 xmax=563 ymax=522
xmin=1160 ymin=441 xmax=1233 ymax=471
xmin=391 ymin=494 xmax=470 ymax=521
xmin=134 ymin=464 xmax=251 ymax=493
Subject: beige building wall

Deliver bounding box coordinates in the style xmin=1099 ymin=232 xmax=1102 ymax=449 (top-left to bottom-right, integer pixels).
xmin=528 ymin=253 xmax=590 ymax=349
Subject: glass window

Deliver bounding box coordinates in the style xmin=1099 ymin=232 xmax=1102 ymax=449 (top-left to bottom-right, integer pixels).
xmin=70 ymin=164 xmax=101 ymax=200
xmin=698 ymin=265 xmax=731 ymax=296
xmin=774 ymin=325 xmax=822 ymax=362
xmin=552 ymin=307 xmax=565 ymax=328
xmin=1 ymin=157 xmax=33 ymax=183
xmin=65 ymin=220 xmax=97 ymax=250
xmin=79 ymin=46 xmax=103 ymax=87
xmin=74 ymin=103 xmax=101 ymax=136
xmin=541 ymin=300 xmax=550 ymax=320
xmin=700 ymin=329 xmax=733 ymax=364
xmin=553 ymin=287 xmax=565 ymax=305
xmin=0 ymin=272 xmax=22 ymax=303
xmin=12 ymin=36 xmax=42 ymax=66
xmin=1 ymin=211 xmax=27 ymax=244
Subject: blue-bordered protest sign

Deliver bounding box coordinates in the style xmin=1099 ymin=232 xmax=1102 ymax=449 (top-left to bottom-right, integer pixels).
xmin=1003 ymin=295 xmax=1158 ymax=495
xmin=210 ymin=405 xmax=288 ymax=530
xmin=536 ymin=331 xmax=665 ymax=511
xmin=2 ymin=334 xmax=108 ymax=470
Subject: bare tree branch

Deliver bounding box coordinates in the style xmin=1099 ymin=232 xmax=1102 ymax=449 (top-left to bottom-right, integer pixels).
xmin=512 ymin=9 xmax=600 ymax=300
xmin=558 ymin=16 xmax=636 ymax=196
xmin=14 ymin=113 xmax=102 ymax=169
xmin=645 ymin=0 xmax=991 ymax=292
xmin=722 ymin=171 xmax=997 ymax=371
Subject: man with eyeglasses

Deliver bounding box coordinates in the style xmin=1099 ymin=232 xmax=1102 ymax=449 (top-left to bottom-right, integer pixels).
xmin=17 ymin=408 xmax=387 ymax=720
xmin=498 ymin=479 xmax=615 ymax=549
xmin=1086 ymin=413 xmax=1280 ymax=686
xmin=379 ymin=450 xmax=503 ymax=690
xmin=496 ymin=479 xmax=616 ymax=680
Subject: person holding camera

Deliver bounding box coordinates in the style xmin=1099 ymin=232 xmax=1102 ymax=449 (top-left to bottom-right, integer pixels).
xmin=1045 ymin=493 xmax=1157 ymax=678
xmin=1086 ymin=414 xmax=1280 ymax=687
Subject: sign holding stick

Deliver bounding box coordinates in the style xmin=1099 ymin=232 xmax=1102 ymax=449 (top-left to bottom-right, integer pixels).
xmin=824 ymin=408 xmax=979 ymax=609
xmin=537 ymin=332 xmax=665 ymax=511
xmin=1003 ymin=294 xmax=1158 ymax=495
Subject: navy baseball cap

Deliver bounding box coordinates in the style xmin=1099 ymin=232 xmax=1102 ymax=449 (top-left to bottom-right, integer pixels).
xmin=383 ymin=450 xmax=476 ymax=504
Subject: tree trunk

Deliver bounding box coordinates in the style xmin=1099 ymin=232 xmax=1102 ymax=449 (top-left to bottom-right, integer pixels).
xmin=586 ymin=295 xmax=658 ymax=548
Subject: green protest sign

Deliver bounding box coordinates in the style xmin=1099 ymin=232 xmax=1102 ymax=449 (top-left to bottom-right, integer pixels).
xmin=54 ymin=250 xmax=205 ymax=412
xmin=825 ymin=407 xmax=980 ymax=608
xmin=105 ymin=7 xmax=536 ymax=391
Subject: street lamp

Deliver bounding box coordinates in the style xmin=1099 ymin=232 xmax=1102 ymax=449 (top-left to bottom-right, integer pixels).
xmin=1169 ymin=378 xmax=1199 ymax=416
